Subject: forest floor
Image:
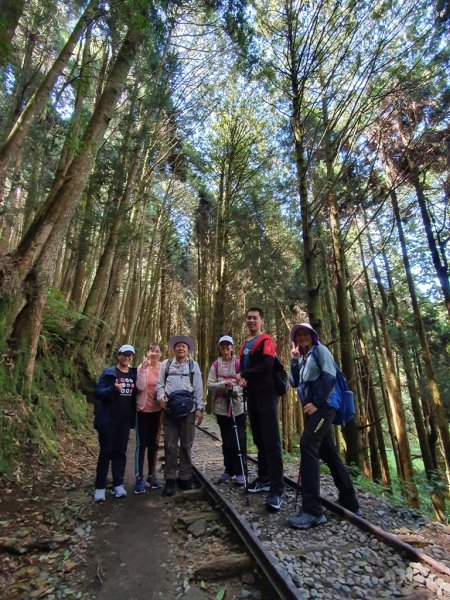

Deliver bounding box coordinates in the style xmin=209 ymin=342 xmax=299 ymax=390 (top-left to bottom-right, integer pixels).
xmin=1 ymin=412 xmax=450 ymax=600
xmin=0 ymin=412 xmax=245 ymax=600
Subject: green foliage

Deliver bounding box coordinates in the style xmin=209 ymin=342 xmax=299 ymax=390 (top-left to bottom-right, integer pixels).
xmin=0 ymin=289 xmax=91 ymax=473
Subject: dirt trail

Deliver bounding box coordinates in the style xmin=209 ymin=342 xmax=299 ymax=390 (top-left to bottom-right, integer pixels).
xmin=84 ymin=441 xmax=182 ymax=599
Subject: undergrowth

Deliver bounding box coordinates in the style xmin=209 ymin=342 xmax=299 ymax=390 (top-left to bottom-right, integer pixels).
xmin=0 ymin=289 xmax=95 ymax=474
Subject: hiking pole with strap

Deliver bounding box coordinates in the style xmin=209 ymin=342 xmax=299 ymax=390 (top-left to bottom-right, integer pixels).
xmin=227 ymin=389 xmax=246 ymax=488
xmin=241 ymin=387 xmax=250 ymax=506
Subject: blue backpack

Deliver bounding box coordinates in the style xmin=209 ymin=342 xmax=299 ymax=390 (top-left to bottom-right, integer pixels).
xmin=310 ymin=347 xmax=355 ymax=425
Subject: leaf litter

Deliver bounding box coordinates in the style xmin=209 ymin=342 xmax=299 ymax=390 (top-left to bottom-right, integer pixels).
xmin=0 ymin=424 xmax=98 ymax=600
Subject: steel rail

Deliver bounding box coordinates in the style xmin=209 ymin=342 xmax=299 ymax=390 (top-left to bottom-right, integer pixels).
xmin=197 ymin=424 xmax=450 ymax=578
xmin=192 ymin=464 xmax=303 ymax=600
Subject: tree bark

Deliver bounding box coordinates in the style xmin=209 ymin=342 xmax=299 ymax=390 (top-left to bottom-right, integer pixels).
xmin=0 ymin=0 xmax=99 ymax=186
xmin=390 ymin=186 xmax=450 ymax=485
xmin=0 ymin=0 xmax=25 ymax=66
xmin=0 ymin=21 xmax=145 ymax=388
xmin=366 ymin=221 xmax=419 ymax=507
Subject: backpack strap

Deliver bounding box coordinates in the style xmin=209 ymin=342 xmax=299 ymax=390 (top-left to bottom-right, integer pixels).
xmin=310 ymin=346 xmax=322 ymax=371
xmin=188 ymin=358 xmax=194 ymax=387
xmin=214 ymin=358 xmax=240 ymax=379
xmin=164 ymin=358 xmax=173 ymax=385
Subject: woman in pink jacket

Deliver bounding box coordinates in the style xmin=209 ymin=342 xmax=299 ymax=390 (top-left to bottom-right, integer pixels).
xmin=134 ymin=342 xmax=163 ymax=494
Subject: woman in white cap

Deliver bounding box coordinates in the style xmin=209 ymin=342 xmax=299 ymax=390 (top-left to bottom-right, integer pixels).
xmin=93 ymin=344 xmax=137 ymax=502
xmin=289 ymin=323 xmax=359 ymax=529
xmin=207 ymin=336 xmax=246 ymax=485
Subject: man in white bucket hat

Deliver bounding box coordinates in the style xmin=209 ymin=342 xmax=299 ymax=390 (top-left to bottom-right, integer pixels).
xmin=157 ymin=335 xmax=203 ymax=496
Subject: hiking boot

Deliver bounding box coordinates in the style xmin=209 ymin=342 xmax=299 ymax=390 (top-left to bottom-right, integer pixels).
xmin=111 ymin=485 xmax=127 ymax=498
xmin=234 ymin=474 xmax=246 ymax=486
xmin=94 ymin=488 xmax=106 ymax=503
xmin=289 ymin=512 xmax=327 ymax=530
xmin=163 ymin=479 xmax=176 ymax=496
xmin=177 ymin=478 xmax=200 ymax=490
xmin=266 ymin=494 xmax=283 ymax=511
xmin=247 ymin=478 xmax=270 ymax=493
xmin=218 ymin=472 xmax=231 ymax=483
xmin=134 ymin=477 xmax=145 ymax=495
xmin=150 ymin=476 xmax=161 ymax=490
xmin=337 ymin=500 xmax=362 ymax=516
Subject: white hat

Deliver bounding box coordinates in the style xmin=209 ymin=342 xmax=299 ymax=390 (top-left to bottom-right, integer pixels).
xmin=118 ymin=344 xmax=135 ymax=354
xmin=218 ymin=335 xmax=234 ymax=346
xmin=168 ymin=335 xmax=196 ymax=352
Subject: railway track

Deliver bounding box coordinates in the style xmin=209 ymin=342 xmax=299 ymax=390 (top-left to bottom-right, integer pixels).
xmin=192 ymin=421 xmax=450 ymax=599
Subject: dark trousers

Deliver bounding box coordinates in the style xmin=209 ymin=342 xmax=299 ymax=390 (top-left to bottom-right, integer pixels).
xmin=95 ymin=419 xmax=130 ymax=488
xmin=135 ymin=411 xmax=162 ymax=478
xmin=163 ymin=411 xmax=195 ymax=481
xmin=247 ymin=391 xmax=284 ymax=495
xmin=216 ymin=413 xmax=246 ymax=476
xmin=300 ymin=406 xmax=359 ymax=516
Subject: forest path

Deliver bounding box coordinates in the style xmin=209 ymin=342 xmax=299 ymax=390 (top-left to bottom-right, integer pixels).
xmin=0 ymin=423 xmax=212 ymax=600
xmin=84 ymin=448 xmax=173 ymax=598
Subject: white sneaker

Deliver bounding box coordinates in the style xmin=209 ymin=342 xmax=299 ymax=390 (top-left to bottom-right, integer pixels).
xmin=94 ymin=488 xmax=106 ymax=502
xmin=111 ymin=485 xmax=127 ymax=498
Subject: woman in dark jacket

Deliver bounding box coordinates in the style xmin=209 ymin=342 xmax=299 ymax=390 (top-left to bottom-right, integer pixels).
xmin=93 ymin=344 xmax=137 ymax=502
xmin=289 ymin=323 xmax=359 ymax=529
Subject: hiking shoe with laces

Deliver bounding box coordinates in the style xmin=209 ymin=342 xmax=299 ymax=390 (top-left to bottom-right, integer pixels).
xmin=134 ymin=477 xmax=145 ymax=494
xmin=94 ymin=488 xmax=106 ymax=503
xmin=266 ymin=494 xmax=283 ymax=511
xmin=150 ymin=476 xmax=161 ymax=490
xmin=289 ymin=512 xmax=327 ymax=529
xmin=247 ymin=478 xmax=270 ymax=493
xmin=111 ymin=485 xmax=127 ymax=498
xmin=163 ymin=479 xmax=176 ymax=496
xmin=218 ymin=472 xmax=231 ymax=483
xmin=234 ymin=474 xmax=246 ymax=486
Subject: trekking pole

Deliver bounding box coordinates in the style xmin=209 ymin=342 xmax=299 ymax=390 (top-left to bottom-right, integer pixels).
xmin=241 ymin=387 xmax=250 ymax=506
xmin=294 ymin=454 xmax=301 ymax=511
xmin=227 ymin=389 xmax=246 ymax=490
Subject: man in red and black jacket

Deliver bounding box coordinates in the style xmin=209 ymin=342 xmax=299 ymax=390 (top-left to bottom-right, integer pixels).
xmin=238 ymin=307 xmax=284 ymax=511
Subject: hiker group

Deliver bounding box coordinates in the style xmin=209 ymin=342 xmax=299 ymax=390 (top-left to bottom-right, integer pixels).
xmin=93 ymin=306 xmax=360 ymax=530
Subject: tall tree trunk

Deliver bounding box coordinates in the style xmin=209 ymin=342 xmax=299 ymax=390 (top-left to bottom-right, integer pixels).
xmin=409 ymin=163 xmax=450 ymax=318
xmin=381 ymin=247 xmax=446 ymax=518
xmin=0 ymin=21 xmax=145 ymax=388
xmin=0 ymin=0 xmax=99 ymax=187
xmin=358 ymin=236 xmax=393 ymax=488
xmin=70 ymin=189 xmax=96 ymax=310
xmin=365 ymin=222 xmax=420 ymax=507
xmin=349 ymin=280 xmax=378 ymax=480
xmin=0 ymin=0 xmax=26 ymax=66
xmin=286 ymin=9 xmax=323 ymax=335
xmin=390 ymin=186 xmax=450 ymax=484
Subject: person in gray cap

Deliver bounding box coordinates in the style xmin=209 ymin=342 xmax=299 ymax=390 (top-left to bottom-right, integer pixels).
xmin=157 ymin=335 xmax=204 ymax=496
xmin=93 ymin=344 xmax=137 ymax=502
xmin=207 ymin=335 xmax=246 ymax=485
xmin=289 ymin=323 xmax=360 ymax=529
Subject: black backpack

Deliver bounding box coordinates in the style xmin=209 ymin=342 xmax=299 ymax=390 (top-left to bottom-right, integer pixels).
xmin=254 ymin=337 xmax=288 ymax=397
xmin=273 ymin=356 xmax=289 ymax=396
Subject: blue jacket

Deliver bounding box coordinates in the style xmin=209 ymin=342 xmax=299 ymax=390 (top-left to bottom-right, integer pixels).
xmin=290 ymin=344 xmax=339 ymax=410
xmin=94 ymin=366 xmax=137 ymax=428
